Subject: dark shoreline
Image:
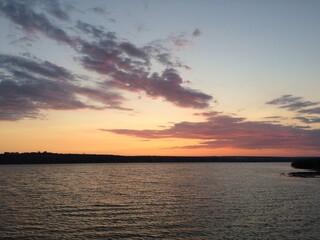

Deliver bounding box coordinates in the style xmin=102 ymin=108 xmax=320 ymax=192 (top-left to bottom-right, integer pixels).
xmin=288 ymin=158 xmax=320 ymax=177
xmin=0 ymin=152 xmax=319 ymax=165
xmin=288 ymin=171 xmax=320 ymax=178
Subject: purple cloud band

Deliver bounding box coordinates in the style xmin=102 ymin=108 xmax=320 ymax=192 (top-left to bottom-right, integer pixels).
xmin=105 ymin=112 xmax=320 ymax=151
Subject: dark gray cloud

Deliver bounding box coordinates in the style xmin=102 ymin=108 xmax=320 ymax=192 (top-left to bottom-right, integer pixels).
xmin=119 ymin=42 xmax=150 ymax=61
xmin=192 ymin=28 xmax=201 ymax=37
xmin=156 ymin=53 xmax=173 ymax=66
xmin=264 ymin=116 xmax=283 ymax=119
xmin=1 ymin=54 xmax=73 ymax=82
xmin=298 ymin=107 xmax=320 ymax=115
xmin=266 ymin=95 xmax=320 ymax=125
xmin=266 ymin=94 xmax=318 ymax=111
xmin=294 ymin=117 xmax=320 ymax=124
xmin=0 ymin=55 xmax=126 ymax=120
xmin=155 ymin=53 xmax=190 ymax=70
xmin=0 ymin=0 xmax=74 ymax=45
xmin=76 ymin=21 xmax=113 ymax=40
xmin=105 ymin=112 xmax=320 ymax=151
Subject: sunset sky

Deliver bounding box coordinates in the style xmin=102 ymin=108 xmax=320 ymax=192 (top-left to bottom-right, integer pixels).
xmin=1 ymin=0 xmax=320 ymax=156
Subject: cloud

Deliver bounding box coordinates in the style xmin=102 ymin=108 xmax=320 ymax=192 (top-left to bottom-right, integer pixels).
xmin=42 ymin=0 xmax=70 ymax=21
xmin=266 ymin=94 xmax=320 ymax=125
xmin=266 ymin=94 xmax=318 ymax=111
xmin=170 ymin=29 xmax=202 ymax=48
xmin=169 ymin=33 xmax=192 ymax=48
xmin=294 ymin=117 xmax=320 ymax=124
xmin=76 ymin=21 xmax=112 ymax=39
xmin=192 ymin=28 xmax=202 ymax=37
xmin=105 ymin=111 xmax=320 ymax=151
xmin=77 ymin=25 xmax=212 ymax=109
xmin=155 ymin=53 xmax=190 ymax=70
xmin=0 ymin=0 xmax=74 ymax=45
xmin=9 ymin=36 xmax=34 ymax=48
xmin=1 ymin=54 xmax=73 ymax=81
xmin=298 ymin=107 xmax=320 ymax=115
xmin=77 ymin=36 xmax=148 ymax=75
xmin=156 ymin=53 xmax=174 ymax=66
xmin=107 ymin=69 xmax=212 ymax=108
xmin=0 ymin=55 xmax=126 ymax=120
xmin=1 ymin=0 xmax=213 ymax=110
xmin=90 ymin=6 xmax=107 ymax=14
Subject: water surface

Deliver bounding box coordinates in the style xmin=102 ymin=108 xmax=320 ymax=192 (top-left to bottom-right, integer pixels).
xmin=0 ymin=163 xmax=319 ymax=239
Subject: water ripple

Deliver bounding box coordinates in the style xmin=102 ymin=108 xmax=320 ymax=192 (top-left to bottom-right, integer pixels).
xmin=0 ymin=163 xmax=319 ymax=239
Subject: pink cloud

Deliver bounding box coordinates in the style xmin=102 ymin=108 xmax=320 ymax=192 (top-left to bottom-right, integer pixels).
xmin=79 ymin=35 xmax=212 ymax=109
xmin=105 ymin=112 xmax=320 ymax=151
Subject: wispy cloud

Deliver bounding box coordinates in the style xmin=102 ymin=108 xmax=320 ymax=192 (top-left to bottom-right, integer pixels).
xmin=294 ymin=117 xmax=320 ymax=124
xmin=105 ymin=112 xmax=320 ymax=151
xmin=266 ymin=94 xmax=320 ymax=125
xmin=170 ymin=28 xmax=202 ymax=48
xmin=298 ymin=107 xmax=320 ymax=115
xmin=76 ymin=21 xmax=111 ymax=40
xmin=170 ymin=33 xmax=192 ymax=48
xmin=90 ymin=6 xmax=107 ymax=15
xmin=266 ymin=94 xmax=319 ymax=111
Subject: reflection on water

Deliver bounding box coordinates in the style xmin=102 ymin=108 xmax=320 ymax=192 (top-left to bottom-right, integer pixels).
xmin=0 ymin=163 xmax=319 ymax=239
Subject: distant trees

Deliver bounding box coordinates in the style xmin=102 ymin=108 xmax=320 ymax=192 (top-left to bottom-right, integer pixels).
xmin=291 ymin=159 xmax=320 ymax=171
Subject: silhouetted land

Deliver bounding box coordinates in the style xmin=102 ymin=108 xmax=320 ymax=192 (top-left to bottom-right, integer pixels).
xmin=288 ymin=158 xmax=320 ymax=178
xmin=0 ymin=152 xmax=319 ymax=165
xmin=291 ymin=158 xmax=320 ymax=171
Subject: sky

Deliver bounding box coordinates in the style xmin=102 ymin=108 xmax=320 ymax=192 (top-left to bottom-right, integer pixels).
xmin=0 ymin=0 xmax=320 ymax=156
